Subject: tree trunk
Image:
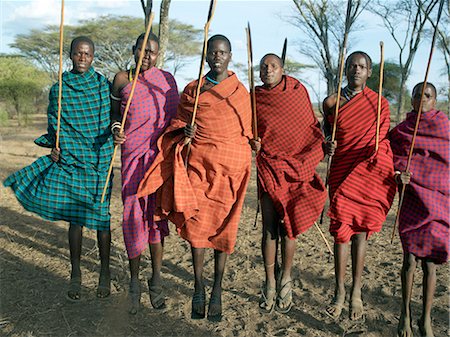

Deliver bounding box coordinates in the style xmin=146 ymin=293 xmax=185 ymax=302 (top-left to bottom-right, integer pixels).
xmin=397 ymin=76 xmax=407 ymax=123
xmin=156 ymin=0 xmax=171 ymax=69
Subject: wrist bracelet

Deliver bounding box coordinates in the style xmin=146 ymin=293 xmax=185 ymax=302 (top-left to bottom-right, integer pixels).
xmin=394 ymin=171 xmax=401 ymax=183
xmin=110 ymin=93 xmax=122 ymax=102
xmin=325 ymin=135 xmax=332 ymax=141
xmin=111 ymin=121 xmax=121 ymax=133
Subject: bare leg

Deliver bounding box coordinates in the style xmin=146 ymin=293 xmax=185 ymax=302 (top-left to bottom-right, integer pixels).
xmin=208 ymin=249 xmax=227 ymax=321
xmin=148 ymin=240 xmax=165 ymax=309
xmin=96 ymin=229 xmax=111 ymax=298
xmin=419 ymin=259 xmax=436 ymax=337
xmin=277 ymin=230 xmax=295 ymax=312
xmin=261 ymin=193 xmax=278 ymax=296
xmin=128 ymin=255 xmax=141 ymax=314
xmin=398 ymin=253 xmax=417 ymax=337
xmin=68 ymin=224 xmax=82 ymax=300
xmin=191 ymin=247 xmax=206 ymax=319
xmin=326 ymin=240 xmax=350 ymax=319
xmin=349 ymin=233 xmax=367 ymax=320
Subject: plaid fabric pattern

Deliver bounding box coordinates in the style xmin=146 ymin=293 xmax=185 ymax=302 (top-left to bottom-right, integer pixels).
xmin=120 ymin=67 xmax=179 ymax=259
xmin=138 ymin=72 xmax=252 ymax=254
xmin=390 ymin=109 xmax=449 ymax=263
xmin=4 ymin=67 xmax=113 ymax=230
xmin=255 ymin=75 xmax=327 ymax=238
xmin=327 ymin=87 xmax=396 ymax=243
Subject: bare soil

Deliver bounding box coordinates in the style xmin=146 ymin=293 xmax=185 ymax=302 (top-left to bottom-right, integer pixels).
xmin=1 ymin=116 xmax=448 ymax=337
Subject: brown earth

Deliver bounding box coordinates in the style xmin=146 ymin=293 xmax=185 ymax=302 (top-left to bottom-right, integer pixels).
xmin=0 ymin=116 xmax=448 ymax=337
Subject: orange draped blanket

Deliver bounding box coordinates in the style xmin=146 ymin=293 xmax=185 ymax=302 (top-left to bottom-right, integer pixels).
xmin=327 ymin=87 xmax=396 ymax=243
xmin=137 ymin=72 xmax=252 ymax=253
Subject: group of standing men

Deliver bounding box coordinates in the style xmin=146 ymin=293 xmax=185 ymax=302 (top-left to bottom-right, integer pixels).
xmin=4 ymin=31 xmax=448 ymax=337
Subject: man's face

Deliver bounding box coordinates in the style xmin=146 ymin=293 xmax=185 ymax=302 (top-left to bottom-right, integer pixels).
xmin=346 ymin=54 xmax=372 ymax=90
xmin=260 ymin=55 xmax=284 ymax=89
xmin=411 ymin=85 xmax=436 ymax=113
xmin=71 ymin=42 xmax=94 ymax=74
xmin=134 ymin=39 xmax=159 ymax=71
xmin=206 ymin=39 xmax=231 ymax=75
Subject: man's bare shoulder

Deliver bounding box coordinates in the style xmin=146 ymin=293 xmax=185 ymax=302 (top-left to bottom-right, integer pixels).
xmin=323 ymin=94 xmax=338 ymax=115
xmin=111 ymin=71 xmax=129 ymax=94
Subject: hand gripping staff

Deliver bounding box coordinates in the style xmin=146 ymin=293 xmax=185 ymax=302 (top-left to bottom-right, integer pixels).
xmin=55 ymin=0 xmax=64 ymax=150
xmin=319 ymin=0 xmax=353 ymax=225
xmin=391 ymin=0 xmax=445 ymax=243
xmin=184 ymin=0 xmax=217 ymax=167
xmin=101 ymin=12 xmax=155 ymax=203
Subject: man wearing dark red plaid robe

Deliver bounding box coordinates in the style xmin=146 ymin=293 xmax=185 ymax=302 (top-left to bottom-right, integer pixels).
xmin=323 ymin=51 xmax=396 ymax=321
xmin=390 ymin=82 xmax=449 ymax=337
xmin=250 ymin=54 xmax=326 ymax=314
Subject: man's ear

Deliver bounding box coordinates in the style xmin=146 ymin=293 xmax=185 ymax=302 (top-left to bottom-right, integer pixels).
xmin=132 ymin=46 xmax=136 ymax=54
xmin=367 ymin=68 xmax=372 ymax=78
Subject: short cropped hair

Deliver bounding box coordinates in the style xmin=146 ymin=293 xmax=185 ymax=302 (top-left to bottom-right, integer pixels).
xmin=70 ymin=36 xmax=95 ymax=54
xmin=260 ymin=53 xmax=284 ymax=67
xmin=345 ymin=51 xmax=372 ymax=70
xmin=207 ymin=34 xmax=232 ymax=52
xmin=134 ymin=32 xmax=160 ymax=49
xmin=412 ymin=82 xmax=437 ymax=97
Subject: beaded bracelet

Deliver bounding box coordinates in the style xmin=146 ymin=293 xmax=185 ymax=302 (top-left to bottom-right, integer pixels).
xmin=110 ymin=121 xmax=122 ymax=134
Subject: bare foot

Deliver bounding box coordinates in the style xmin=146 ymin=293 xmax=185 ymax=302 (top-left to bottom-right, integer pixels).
xmin=397 ymin=311 xmax=413 ymax=337
xmin=128 ymin=279 xmax=141 ymax=315
xmin=418 ymin=317 xmax=434 ymax=337
xmin=207 ymin=287 xmax=222 ymax=322
xmin=96 ymin=269 xmax=111 ymax=298
xmin=191 ymin=286 xmax=206 ymax=319
xmin=349 ymin=296 xmax=364 ymax=321
xmin=325 ymin=291 xmax=345 ymax=320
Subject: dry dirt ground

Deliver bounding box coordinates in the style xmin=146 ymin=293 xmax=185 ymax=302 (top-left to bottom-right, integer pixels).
xmin=0 ymin=117 xmax=448 ymax=337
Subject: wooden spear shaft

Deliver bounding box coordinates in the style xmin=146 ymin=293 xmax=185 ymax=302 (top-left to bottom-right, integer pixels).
xmin=375 ymin=41 xmax=384 ymax=153
xmin=100 ymin=12 xmax=155 ymax=203
xmin=319 ymin=0 xmax=352 ymax=225
xmin=55 ymin=0 xmax=64 ymax=149
xmin=184 ymin=0 xmax=217 ymax=166
xmin=245 ymin=22 xmax=257 ymax=139
xmin=391 ymin=0 xmax=445 ymax=243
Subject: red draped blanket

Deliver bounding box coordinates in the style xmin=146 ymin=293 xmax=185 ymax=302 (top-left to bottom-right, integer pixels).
xmin=327 ymin=87 xmax=396 ymax=243
xmin=390 ymin=109 xmax=449 ymax=264
xmin=255 ymin=75 xmax=326 ymax=238
xmin=137 ymin=72 xmax=252 ymax=254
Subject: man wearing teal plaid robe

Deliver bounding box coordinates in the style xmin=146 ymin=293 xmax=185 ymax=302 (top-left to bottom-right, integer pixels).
xmin=4 ymin=37 xmax=114 ymax=300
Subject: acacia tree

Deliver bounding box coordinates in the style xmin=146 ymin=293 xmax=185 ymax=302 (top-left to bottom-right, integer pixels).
xmin=367 ymin=62 xmax=405 ymax=104
xmin=0 ymin=56 xmax=50 ymax=125
xmin=370 ymin=0 xmax=439 ymax=119
xmin=290 ymin=0 xmax=368 ymax=96
xmin=10 ymin=16 xmax=201 ymax=80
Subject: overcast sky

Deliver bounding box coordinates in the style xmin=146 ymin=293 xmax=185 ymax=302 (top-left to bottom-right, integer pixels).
xmin=1 ymin=0 xmax=446 ymax=101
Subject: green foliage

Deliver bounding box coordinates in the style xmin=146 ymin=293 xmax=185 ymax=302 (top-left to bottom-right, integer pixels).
xmin=0 ymin=56 xmax=50 ymax=125
xmin=367 ymin=61 xmax=407 ymax=104
xmin=10 ymin=15 xmax=202 ymax=80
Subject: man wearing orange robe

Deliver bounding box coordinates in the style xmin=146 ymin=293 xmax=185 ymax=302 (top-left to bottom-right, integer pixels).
xmin=137 ymin=34 xmax=252 ymax=322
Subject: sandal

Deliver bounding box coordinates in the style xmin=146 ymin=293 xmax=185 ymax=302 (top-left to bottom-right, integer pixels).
xmin=349 ymin=297 xmax=364 ymax=321
xmin=128 ymin=280 xmax=141 ymax=315
xmin=96 ymin=273 xmax=111 ymax=299
xmin=259 ymin=284 xmax=276 ymax=314
xmin=191 ymin=289 xmax=206 ymax=319
xmin=276 ymin=279 xmax=293 ymax=313
xmin=67 ymin=276 xmax=82 ymax=301
xmin=148 ymin=280 xmax=166 ymax=310
xmin=325 ymin=298 xmax=345 ymax=320
xmin=207 ymin=292 xmax=222 ymax=322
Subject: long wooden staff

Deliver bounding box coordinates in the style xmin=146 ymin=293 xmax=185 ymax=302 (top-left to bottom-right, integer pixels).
xmin=100 ymin=12 xmax=155 ymax=203
xmin=375 ymin=41 xmax=384 ymax=153
xmin=245 ymin=22 xmax=257 ymax=140
xmin=55 ymin=0 xmax=64 ymax=149
xmin=319 ymin=3 xmax=352 ymax=225
xmin=184 ymin=0 xmax=217 ymax=166
xmin=391 ymin=0 xmax=445 ymax=243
